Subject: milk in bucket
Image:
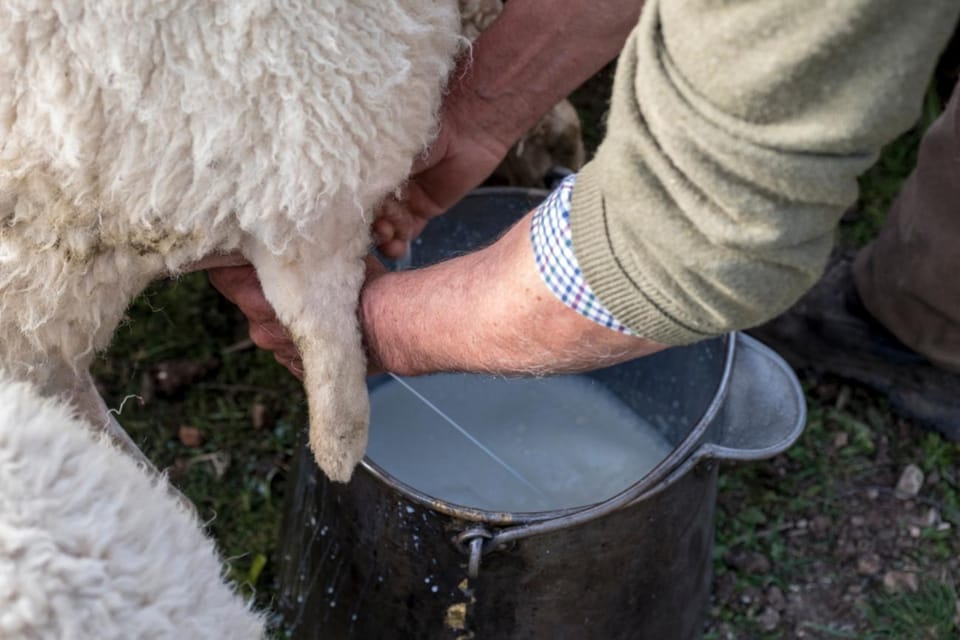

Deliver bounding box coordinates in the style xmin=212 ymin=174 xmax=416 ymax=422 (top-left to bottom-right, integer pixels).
xmin=367 ymin=373 xmax=674 ymax=512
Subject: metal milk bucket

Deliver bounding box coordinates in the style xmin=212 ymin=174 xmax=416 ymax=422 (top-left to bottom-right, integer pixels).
xmin=277 ymin=189 xmax=806 ymax=640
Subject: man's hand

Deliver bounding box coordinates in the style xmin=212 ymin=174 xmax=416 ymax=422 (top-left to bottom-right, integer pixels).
xmin=208 ymin=265 xmax=305 ymax=378
xmin=208 ymin=257 xmax=390 ymax=378
xmin=373 ymin=0 xmax=641 ymax=258
xmin=373 ymin=113 xmax=509 ymax=258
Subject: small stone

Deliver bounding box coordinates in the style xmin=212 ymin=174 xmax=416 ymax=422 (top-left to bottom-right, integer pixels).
xmin=178 ymin=425 xmax=203 ymax=448
xmin=766 ymin=586 xmax=786 ymax=611
xmin=882 ymin=570 xmax=919 ymax=593
xmin=149 ymin=358 xmax=219 ymax=397
xmin=726 ymin=550 xmax=771 ymax=575
xmin=740 ymin=585 xmax=763 ymax=608
xmin=833 ymin=432 xmax=850 ymax=448
xmin=895 ymin=464 xmax=925 ymax=500
xmin=923 ymin=508 xmax=940 ymax=527
xmin=857 ymin=554 xmax=883 ymax=576
xmin=850 ymin=515 xmax=866 ymax=528
xmin=811 ymin=515 xmax=832 ymax=536
xmin=757 ymin=607 xmax=781 ymax=632
xmin=836 ymin=541 xmax=857 ymax=561
xmin=867 ymin=488 xmax=880 ymax=501
xmin=909 ymin=525 xmax=922 ymax=539
xmin=715 ymin=572 xmax=737 ymax=605
xmin=251 ymin=402 xmax=271 ymax=430
xmin=878 ymin=528 xmax=897 ymax=542
xmin=795 ymin=518 xmax=809 ymax=530
xmin=835 ymin=385 xmax=852 ymax=411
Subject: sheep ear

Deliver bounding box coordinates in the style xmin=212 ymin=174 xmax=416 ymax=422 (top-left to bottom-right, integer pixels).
xmin=245 ymin=239 xmax=370 ymax=484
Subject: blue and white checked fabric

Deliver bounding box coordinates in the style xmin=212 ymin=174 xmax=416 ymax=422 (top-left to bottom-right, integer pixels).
xmin=530 ymin=174 xmax=634 ymax=335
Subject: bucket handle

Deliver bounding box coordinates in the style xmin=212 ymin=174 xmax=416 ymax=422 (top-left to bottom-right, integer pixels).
xmin=460 ymin=333 xmax=806 ymax=573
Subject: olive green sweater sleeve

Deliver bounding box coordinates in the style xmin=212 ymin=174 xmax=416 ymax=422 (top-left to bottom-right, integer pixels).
xmin=570 ymin=0 xmax=959 ymax=345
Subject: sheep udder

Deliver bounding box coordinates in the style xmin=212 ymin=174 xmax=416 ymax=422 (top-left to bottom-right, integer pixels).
xmin=0 ymin=1 xmax=462 ymax=482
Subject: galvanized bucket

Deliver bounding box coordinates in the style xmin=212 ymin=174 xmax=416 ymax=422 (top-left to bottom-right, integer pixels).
xmin=277 ymin=189 xmax=806 ymax=640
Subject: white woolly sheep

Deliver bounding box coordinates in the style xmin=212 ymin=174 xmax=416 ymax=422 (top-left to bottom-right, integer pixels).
xmin=0 ymin=0 xmax=463 ymax=483
xmin=0 ymin=376 xmax=265 ymax=639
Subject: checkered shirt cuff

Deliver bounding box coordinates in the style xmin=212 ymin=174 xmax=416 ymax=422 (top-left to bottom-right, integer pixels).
xmin=530 ymin=174 xmax=634 ymax=336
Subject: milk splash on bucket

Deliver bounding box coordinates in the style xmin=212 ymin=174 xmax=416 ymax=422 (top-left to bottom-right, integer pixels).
xmin=367 ymin=373 xmax=673 ymax=513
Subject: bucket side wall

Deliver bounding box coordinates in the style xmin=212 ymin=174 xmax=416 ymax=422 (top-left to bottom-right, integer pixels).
xmin=279 ymin=445 xmax=720 ymax=640
xmin=470 ymin=461 xmax=718 ymax=639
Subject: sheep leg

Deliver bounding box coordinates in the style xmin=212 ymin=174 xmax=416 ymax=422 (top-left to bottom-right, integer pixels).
xmin=247 ymin=241 xmax=370 ymax=483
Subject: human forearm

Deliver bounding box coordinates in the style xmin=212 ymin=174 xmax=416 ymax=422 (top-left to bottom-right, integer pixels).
xmin=451 ymin=0 xmax=643 ymax=153
xmin=361 ymin=210 xmax=663 ymax=377
xmin=374 ymin=0 xmax=643 ymax=258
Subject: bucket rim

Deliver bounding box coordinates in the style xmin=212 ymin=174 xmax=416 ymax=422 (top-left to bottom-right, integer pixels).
xmin=358 ymin=333 xmax=737 ymax=526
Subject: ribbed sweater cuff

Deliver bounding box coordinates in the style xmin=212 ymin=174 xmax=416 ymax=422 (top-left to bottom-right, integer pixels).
xmin=570 ymin=161 xmax=712 ymax=346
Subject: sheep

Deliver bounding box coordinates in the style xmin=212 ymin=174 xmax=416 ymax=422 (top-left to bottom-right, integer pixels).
xmin=0 ymin=0 xmax=463 ymax=483
xmin=0 ymin=375 xmax=265 ymax=638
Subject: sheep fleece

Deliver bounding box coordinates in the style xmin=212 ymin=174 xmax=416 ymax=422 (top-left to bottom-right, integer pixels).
xmin=0 ymin=377 xmax=265 ymax=638
xmin=0 ymin=1 xmax=462 ymax=481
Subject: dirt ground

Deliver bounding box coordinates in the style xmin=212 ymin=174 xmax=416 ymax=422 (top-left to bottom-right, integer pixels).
xmin=706 ymin=379 xmax=959 ymax=639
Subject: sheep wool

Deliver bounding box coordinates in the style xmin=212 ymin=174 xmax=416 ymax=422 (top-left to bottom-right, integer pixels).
xmin=459 ymin=0 xmax=503 ymax=40
xmin=0 ymin=1 xmax=463 ymax=482
xmin=0 ymin=376 xmax=265 ymax=638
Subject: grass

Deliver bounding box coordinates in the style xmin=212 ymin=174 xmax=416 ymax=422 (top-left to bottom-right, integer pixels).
xmin=709 ymin=376 xmax=960 ymax=637
xmin=860 ymin=580 xmax=959 ymax=639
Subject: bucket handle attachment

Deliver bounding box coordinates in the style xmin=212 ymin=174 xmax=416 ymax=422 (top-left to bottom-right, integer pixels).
xmin=455 ymin=528 xmax=494 ymax=578
xmin=453 ymin=333 xmax=806 ymax=575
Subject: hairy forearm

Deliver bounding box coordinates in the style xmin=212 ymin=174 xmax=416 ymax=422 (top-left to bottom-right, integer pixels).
xmin=451 ymin=0 xmax=644 ymax=151
xmin=360 ymin=211 xmax=663 ymax=377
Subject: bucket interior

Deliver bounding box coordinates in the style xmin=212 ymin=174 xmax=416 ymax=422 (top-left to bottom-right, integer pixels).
xmin=364 ymin=189 xmax=728 ymax=515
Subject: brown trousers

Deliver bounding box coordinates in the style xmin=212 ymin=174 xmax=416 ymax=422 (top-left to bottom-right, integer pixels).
xmin=855 ymin=88 xmax=960 ymax=372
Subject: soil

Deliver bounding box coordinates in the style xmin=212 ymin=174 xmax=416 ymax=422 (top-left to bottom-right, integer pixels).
xmin=705 ymin=379 xmax=960 ymax=639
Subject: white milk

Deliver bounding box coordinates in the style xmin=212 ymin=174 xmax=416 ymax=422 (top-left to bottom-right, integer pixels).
xmin=367 ymin=374 xmax=674 ymax=513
